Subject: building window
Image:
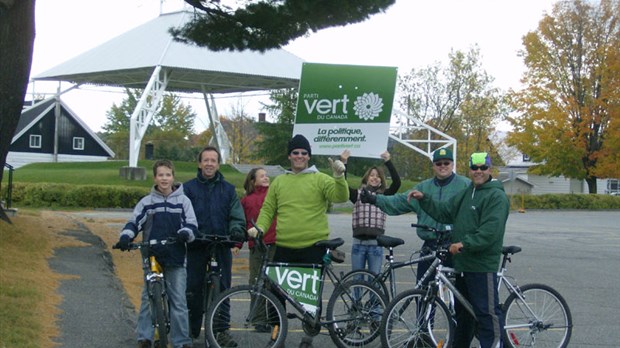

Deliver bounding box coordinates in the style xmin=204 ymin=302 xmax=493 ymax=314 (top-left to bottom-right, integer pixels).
xmin=73 ymin=137 xmax=85 ymax=150
xmin=29 ymin=134 xmax=41 ymax=148
xmin=522 ymin=154 xmax=531 ymax=162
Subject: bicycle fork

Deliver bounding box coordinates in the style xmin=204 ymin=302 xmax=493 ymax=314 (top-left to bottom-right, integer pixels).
xmin=146 ymin=256 xmax=168 ymax=339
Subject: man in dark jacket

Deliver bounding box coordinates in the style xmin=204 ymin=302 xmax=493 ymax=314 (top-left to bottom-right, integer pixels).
xmin=183 ymin=146 xmax=246 ymax=346
xmin=409 ymin=152 xmax=510 ymax=348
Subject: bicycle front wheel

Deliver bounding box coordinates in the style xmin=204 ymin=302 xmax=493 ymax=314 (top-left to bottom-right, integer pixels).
xmin=203 ymin=272 xmax=221 ymax=345
xmin=150 ymin=281 xmax=169 ymax=348
xmin=381 ymin=289 xmax=453 ymax=348
xmin=205 ymin=285 xmax=287 ymax=348
xmin=503 ymin=283 xmax=572 ymax=348
xmin=326 ymin=279 xmax=387 ymax=348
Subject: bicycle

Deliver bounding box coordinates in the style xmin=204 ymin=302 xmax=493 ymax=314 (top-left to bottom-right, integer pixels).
xmin=192 ymin=234 xmax=239 ymax=347
xmin=380 ymin=224 xmax=572 ymax=348
xmin=203 ymin=226 xmax=388 ymax=348
xmin=113 ymin=238 xmax=177 ymax=348
xmin=339 ymin=230 xmax=450 ymax=302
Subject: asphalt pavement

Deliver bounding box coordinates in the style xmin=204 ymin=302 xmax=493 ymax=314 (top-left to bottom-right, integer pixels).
xmin=52 ymin=210 xmax=620 ymax=347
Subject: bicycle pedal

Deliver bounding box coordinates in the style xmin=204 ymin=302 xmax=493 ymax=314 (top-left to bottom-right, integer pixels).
xmin=286 ymin=312 xmax=298 ymax=319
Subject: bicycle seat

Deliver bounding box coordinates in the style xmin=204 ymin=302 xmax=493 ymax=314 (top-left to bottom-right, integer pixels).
xmin=502 ymin=246 xmax=522 ymax=255
xmin=314 ymin=238 xmax=344 ymax=250
xmin=376 ymin=235 xmax=405 ymax=248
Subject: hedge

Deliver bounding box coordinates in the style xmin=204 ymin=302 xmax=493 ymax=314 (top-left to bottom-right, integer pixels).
xmin=3 ymin=183 xmax=620 ymax=210
xmin=5 ymin=183 xmax=148 ymax=209
xmin=508 ymin=193 xmax=620 ymax=210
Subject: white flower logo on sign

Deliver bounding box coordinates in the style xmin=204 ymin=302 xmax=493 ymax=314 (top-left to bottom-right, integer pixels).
xmin=353 ymin=92 xmax=384 ymax=120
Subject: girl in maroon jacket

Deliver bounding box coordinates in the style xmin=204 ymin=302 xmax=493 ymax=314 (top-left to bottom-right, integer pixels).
xmin=240 ymin=167 xmax=276 ymax=333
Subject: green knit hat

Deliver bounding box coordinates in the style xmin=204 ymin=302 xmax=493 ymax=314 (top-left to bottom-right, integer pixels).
xmin=469 ymin=152 xmax=491 ymax=167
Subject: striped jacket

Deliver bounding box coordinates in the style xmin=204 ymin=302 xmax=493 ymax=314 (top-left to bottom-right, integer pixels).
xmin=120 ymin=184 xmax=197 ymax=267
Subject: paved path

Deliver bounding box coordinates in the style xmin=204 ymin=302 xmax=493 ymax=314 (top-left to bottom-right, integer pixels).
xmin=53 ymin=210 xmax=620 ymax=347
xmin=49 ymin=219 xmax=136 ymax=347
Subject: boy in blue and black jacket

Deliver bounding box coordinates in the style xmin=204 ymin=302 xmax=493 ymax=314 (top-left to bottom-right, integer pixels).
xmin=117 ymin=159 xmax=197 ymax=348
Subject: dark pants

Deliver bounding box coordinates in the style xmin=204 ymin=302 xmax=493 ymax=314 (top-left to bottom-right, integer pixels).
xmin=269 ymin=244 xmax=325 ymax=340
xmin=453 ymin=272 xmax=503 ymax=348
xmin=416 ymin=240 xmax=453 ymax=285
xmin=249 ymin=244 xmax=276 ymax=325
xmin=186 ymin=245 xmax=233 ymax=338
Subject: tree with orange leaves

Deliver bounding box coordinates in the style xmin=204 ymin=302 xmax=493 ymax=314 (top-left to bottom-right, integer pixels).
xmin=507 ymin=0 xmax=620 ymax=193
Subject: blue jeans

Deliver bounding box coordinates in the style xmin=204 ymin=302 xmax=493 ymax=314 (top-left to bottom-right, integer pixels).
xmin=351 ymin=242 xmax=383 ymax=275
xmin=137 ymin=265 xmax=192 ymax=348
xmin=351 ymin=242 xmax=384 ymax=320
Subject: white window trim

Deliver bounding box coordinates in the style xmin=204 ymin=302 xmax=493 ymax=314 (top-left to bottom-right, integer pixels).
xmin=73 ymin=137 xmax=85 ymax=150
xmin=29 ymin=134 xmax=42 ymax=148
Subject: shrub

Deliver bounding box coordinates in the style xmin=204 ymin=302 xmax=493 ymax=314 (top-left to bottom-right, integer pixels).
xmin=5 ymin=183 xmax=147 ymax=208
xmin=508 ymin=193 xmax=620 ymax=210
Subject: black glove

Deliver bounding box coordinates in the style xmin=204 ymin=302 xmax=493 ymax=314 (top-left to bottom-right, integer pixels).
xmin=178 ymin=229 xmax=192 ymax=243
xmin=359 ymin=187 xmax=377 ymax=205
xmin=118 ymin=234 xmax=131 ymax=251
xmin=231 ymin=230 xmax=246 ymax=243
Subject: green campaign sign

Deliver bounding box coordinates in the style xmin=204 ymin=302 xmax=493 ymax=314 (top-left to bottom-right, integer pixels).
xmin=266 ymin=265 xmax=322 ymax=315
xmin=293 ymin=63 xmax=398 ymax=158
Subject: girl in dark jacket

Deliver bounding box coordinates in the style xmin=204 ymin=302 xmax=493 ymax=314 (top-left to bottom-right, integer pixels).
xmin=340 ymin=150 xmax=401 ymax=276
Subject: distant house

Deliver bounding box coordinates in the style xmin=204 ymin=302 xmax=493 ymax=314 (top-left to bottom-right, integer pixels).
xmin=6 ymin=98 xmax=115 ymax=169
xmin=498 ymin=153 xmax=618 ymax=195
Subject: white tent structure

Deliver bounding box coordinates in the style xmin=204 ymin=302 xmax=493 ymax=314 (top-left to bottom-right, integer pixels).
xmin=33 ymin=11 xmax=304 ymax=178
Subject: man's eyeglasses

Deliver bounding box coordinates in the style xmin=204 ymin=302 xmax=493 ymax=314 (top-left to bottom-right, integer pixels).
xmin=434 ymin=161 xmax=452 ymax=167
xmin=291 ymin=151 xmax=308 ymax=156
xmin=470 ymin=165 xmax=489 ymax=171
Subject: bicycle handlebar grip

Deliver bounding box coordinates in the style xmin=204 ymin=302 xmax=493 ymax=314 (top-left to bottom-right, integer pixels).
xmin=411 ymin=223 xmax=433 ymax=231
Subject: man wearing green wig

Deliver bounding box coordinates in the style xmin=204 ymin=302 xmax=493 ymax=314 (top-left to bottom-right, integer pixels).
xmin=408 ymin=152 xmax=510 ymax=348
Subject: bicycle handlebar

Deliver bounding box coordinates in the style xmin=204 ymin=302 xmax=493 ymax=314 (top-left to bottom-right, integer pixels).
xmin=411 ymin=223 xmax=453 ymax=249
xmin=112 ymin=237 xmax=178 ymax=251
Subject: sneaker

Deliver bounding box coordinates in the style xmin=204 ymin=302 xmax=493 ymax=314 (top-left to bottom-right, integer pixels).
xmin=254 ymin=324 xmax=272 ymax=333
xmin=137 ymin=340 xmax=152 ymax=348
xmin=216 ymin=330 xmax=238 ymax=348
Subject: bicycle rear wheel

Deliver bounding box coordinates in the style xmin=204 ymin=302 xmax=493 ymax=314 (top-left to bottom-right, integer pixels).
xmin=340 ymin=269 xmax=390 ymax=301
xmin=150 ymin=281 xmax=169 ymax=348
xmin=326 ymin=279 xmax=387 ymax=347
xmin=503 ymin=283 xmax=572 ymax=348
xmin=205 ymin=285 xmax=287 ymax=348
xmin=381 ymin=289 xmax=453 ymax=348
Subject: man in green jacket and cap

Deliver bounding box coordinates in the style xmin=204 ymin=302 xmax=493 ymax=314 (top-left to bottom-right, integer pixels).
xmin=408 ymin=152 xmax=510 ymax=348
xmin=359 ymin=147 xmax=470 ymax=286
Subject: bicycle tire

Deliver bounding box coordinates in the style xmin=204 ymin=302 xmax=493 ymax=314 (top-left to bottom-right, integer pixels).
xmin=205 ymin=285 xmax=287 ymax=348
xmin=503 ymin=283 xmax=572 ymax=348
xmin=326 ymin=279 xmax=387 ymax=348
xmin=150 ymin=281 xmax=169 ymax=348
xmin=381 ymin=288 xmax=453 ymax=348
xmin=340 ymin=269 xmax=390 ymax=301
xmin=203 ymin=272 xmax=221 ymax=346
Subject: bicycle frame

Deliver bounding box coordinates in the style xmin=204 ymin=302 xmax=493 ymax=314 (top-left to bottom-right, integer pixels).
xmin=257 ymin=250 xmax=345 ymax=327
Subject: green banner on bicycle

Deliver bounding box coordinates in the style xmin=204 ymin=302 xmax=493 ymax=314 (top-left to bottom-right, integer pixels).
xmin=266 ymin=265 xmax=322 ymax=315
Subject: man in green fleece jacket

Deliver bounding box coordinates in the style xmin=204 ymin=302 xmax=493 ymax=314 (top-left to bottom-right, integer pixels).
xmin=409 ymin=152 xmax=510 ymax=348
xmin=360 ymin=147 xmax=470 ymax=286
xmin=247 ymin=134 xmax=349 ymax=348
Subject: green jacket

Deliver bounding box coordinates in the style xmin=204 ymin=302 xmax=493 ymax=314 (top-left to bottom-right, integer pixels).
xmin=256 ymin=165 xmax=349 ymax=249
xmin=375 ymin=173 xmax=470 ymax=240
xmin=418 ymin=178 xmax=510 ymax=272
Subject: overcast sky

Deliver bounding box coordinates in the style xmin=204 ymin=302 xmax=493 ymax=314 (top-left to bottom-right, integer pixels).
xmin=29 ymin=0 xmax=557 ymax=133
